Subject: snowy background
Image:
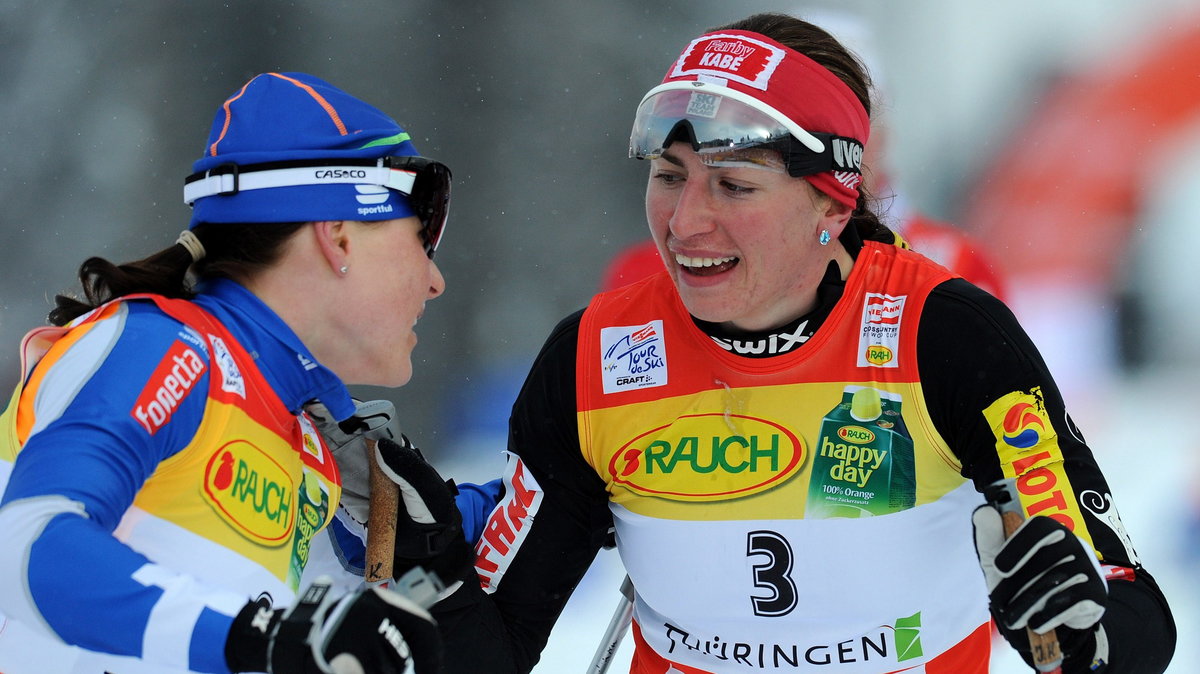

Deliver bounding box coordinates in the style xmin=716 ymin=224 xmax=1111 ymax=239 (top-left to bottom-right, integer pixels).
xmin=2 ymin=0 xmax=1196 ymax=671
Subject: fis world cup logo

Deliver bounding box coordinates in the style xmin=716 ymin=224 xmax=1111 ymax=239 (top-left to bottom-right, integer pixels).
xmin=1001 ymin=401 xmax=1045 ymax=448
xmin=857 ymin=293 xmax=905 ymax=368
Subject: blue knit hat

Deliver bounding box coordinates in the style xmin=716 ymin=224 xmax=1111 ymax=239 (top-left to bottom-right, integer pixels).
xmin=184 ymin=72 xmax=422 ymax=228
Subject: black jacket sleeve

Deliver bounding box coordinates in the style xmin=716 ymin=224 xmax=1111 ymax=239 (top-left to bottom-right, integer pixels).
xmin=917 ymin=278 xmax=1176 ymax=672
xmin=433 ymin=309 xmax=614 ymax=674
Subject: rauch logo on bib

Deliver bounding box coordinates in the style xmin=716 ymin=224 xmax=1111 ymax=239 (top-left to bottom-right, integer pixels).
xmin=608 ymin=413 xmax=804 ymax=501
xmin=203 ymin=440 xmax=295 ymax=544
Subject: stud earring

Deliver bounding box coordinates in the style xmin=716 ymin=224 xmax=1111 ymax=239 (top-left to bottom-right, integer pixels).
xmin=339 ymin=265 xmax=349 ymax=274
xmin=819 ymin=229 xmax=831 ymax=246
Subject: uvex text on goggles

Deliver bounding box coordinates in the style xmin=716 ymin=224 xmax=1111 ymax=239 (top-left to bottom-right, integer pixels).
xmin=184 ymin=156 xmax=451 ymax=259
xmin=628 ymin=30 xmax=870 ymax=208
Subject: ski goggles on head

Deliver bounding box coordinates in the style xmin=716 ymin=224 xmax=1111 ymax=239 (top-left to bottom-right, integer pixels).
xmin=629 ymin=82 xmax=864 ymax=178
xmin=184 ymin=155 xmax=452 ymax=259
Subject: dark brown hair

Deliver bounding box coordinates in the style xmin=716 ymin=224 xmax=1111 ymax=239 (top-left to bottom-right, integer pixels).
xmin=714 ymin=13 xmax=890 ymax=247
xmin=48 ymin=222 xmax=305 ymax=326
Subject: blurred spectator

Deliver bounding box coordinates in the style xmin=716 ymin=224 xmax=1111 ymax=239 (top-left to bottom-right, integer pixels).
xmin=961 ymin=5 xmax=1200 ymax=416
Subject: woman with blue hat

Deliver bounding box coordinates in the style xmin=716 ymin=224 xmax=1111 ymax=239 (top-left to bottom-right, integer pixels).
xmin=0 ymin=72 xmax=460 ymax=673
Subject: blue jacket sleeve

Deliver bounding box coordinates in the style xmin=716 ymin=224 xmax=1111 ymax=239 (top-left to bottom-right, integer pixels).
xmin=0 ymin=305 xmax=243 ymax=674
xmin=456 ymin=478 xmax=504 ymax=544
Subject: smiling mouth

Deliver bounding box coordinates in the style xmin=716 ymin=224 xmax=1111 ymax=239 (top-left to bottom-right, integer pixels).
xmin=676 ymin=253 xmax=738 ymax=276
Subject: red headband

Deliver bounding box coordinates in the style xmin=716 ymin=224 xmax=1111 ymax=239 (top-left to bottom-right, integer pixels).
xmin=661 ymin=30 xmax=870 ymax=207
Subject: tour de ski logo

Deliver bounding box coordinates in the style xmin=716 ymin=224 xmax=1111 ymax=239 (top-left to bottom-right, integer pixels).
xmin=600 ymin=320 xmax=668 ymax=394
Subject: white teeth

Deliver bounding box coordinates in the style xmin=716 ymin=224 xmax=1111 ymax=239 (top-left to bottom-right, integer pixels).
xmin=675 ymin=253 xmax=736 ymax=268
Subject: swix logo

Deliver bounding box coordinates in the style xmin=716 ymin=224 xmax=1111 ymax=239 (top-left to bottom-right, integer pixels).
xmin=864 ymin=294 xmax=904 ymax=324
xmin=475 ymin=454 xmax=544 ymax=592
xmin=831 ymin=138 xmax=863 ymax=172
xmin=203 ymin=439 xmax=295 ymax=544
xmin=671 ymin=33 xmax=785 ymax=90
xmin=608 ymin=413 xmax=804 ymax=501
xmin=710 ymin=321 xmax=808 ymax=355
xmin=131 ymin=340 xmax=207 ymax=434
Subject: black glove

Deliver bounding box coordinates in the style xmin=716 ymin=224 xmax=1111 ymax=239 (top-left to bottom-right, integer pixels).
xmin=972 ymin=505 xmax=1108 ymax=668
xmin=305 ymin=399 xmax=401 ymax=527
xmin=225 ymin=576 xmax=441 ymax=674
xmin=375 ymin=435 xmax=477 ymax=588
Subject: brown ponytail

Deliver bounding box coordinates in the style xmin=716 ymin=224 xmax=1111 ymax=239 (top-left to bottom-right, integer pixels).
xmin=49 ymin=221 xmax=305 ymax=326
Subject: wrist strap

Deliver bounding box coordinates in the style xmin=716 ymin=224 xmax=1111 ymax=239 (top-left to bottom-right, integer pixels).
xmin=269 ymin=580 xmax=337 ymax=674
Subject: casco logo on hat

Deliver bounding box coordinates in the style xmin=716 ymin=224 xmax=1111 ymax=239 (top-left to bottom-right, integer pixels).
xmin=185 ymin=72 xmax=423 ymax=228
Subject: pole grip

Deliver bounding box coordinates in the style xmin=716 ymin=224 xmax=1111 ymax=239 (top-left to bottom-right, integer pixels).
xmin=986 ymin=478 xmax=1063 ymax=673
xmin=365 ymin=437 xmax=399 ymax=587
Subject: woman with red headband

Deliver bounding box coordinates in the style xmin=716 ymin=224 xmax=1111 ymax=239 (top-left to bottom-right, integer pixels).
xmin=395 ymin=14 xmax=1175 ymax=673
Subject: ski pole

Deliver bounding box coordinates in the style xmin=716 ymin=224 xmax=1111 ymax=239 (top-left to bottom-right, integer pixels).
xmin=985 ymin=478 xmax=1063 ymax=674
xmin=587 ymin=575 xmax=635 ymax=674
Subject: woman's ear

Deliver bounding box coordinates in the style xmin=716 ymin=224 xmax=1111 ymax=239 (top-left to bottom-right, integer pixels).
xmin=312 ymin=220 xmax=350 ymax=275
xmin=816 ymin=192 xmax=854 ymax=240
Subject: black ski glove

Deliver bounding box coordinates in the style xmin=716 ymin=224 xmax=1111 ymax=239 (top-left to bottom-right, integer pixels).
xmin=374 ymin=435 xmax=477 ymax=589
xmin=224 ymin=576 xmax=441 ymax=674
xmin=973 ymin=505 xmax=1108 ymax=670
